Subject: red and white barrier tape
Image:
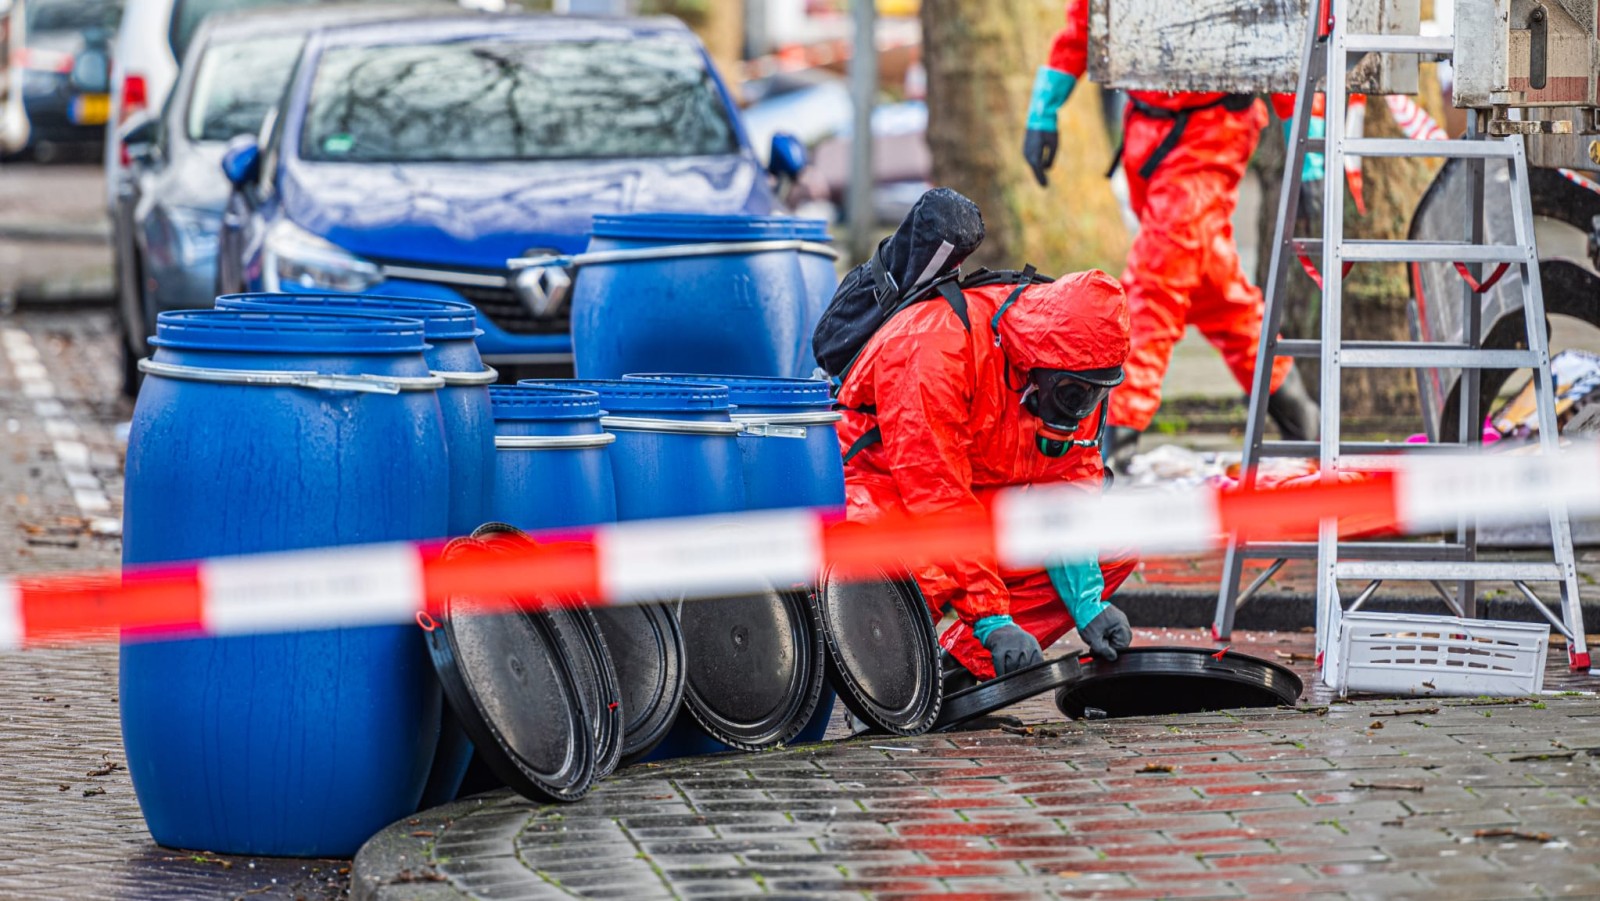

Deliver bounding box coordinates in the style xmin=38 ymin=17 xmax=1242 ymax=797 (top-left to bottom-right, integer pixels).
xmin=2 ymin=442 xmax=1598 ymax=650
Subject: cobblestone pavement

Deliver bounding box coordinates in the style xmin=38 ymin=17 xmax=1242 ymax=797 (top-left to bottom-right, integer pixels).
xmin=357 ymin=681 xmax=1600 ymax=901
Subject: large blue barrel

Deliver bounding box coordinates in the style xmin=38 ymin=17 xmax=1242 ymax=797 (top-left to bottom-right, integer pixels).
xmin=624 ymin=373 xmax=844 ymax=512
xmin=488 ymin=385 xmax=617 ymax=530
xmin=784 ymin=220 xmax=838 ymax=378
xmin=624 ymin=373 xmax=844 ymax=745
xmin=570 ymin=214 xmax=812 ymax=380
xmin=121 ymin=310 xmax=449 ymax=857
xmin=520 ymin=378 xmax=745 ymax=520
xmin=213 ymin=293 xmax=495 ymax=538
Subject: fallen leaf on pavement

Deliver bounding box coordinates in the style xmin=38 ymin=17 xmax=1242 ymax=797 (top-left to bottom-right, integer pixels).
xmin=1474 ymin=828 xmax=1554 ymax=842
xmin=1137 ymin=763 xmax=1174 ymax=774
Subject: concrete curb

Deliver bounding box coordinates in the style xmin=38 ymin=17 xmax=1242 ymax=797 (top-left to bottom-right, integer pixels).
xmin=1118 ymin=585 xmax=1600 ymax=633
xmin=0 ymin=222 xmax=110 ymax=244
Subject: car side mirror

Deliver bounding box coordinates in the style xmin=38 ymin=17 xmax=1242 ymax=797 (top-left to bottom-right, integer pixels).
xmin=768 ymin=132 xmax=807 ymax=180
xmin=119 ymin=113 xmax=157 ymax=166
xmin=222 ymin=135 xmax=262 ymax=189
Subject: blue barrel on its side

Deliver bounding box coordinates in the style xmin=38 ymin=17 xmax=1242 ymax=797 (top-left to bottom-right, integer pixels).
xmin=489 ymin=385 xmax=617 ymax=530
xmin=213 ymin=293 xmax=495 ymax=538
xmin=624 ymin=373 xmax=845 ymax=744
xmin=520 ymin=378 xmax=745 ymax=520
xmin=570 ymin=214 xmax=812 ymax=380
xmin=121 ymin=310 xmax=449 ymax=857
xmin=784 ymin=219 xmax=839 ymax=378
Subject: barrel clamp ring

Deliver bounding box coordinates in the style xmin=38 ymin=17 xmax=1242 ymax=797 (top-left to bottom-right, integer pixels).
xmin=599 ymin=415 xmax=744 ymax=436
xmin=729 ymin=410 xmax=842 ymax=439
xmin=138 ymin=359 xmax=446 ymax=394
xmin=494 ymin=433 xmax=618 ymax=450
xmin=433 ymin=367 xmax=499 ymax=387
xmin=508 ymin=239 xmax=840 ymax=271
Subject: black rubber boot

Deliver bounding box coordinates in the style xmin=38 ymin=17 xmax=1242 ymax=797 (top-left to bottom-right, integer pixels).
xmin=1266 ymin=366 xmax=1320 ymax=441
xmin=1102 ymin=426 xmax=1140 ymax=476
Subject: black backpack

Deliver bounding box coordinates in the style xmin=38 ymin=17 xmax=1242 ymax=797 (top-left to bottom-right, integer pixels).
xmin=812 ymin=188 xmax=986 ymax=379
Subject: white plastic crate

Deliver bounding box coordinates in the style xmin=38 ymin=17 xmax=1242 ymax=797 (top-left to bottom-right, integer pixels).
xmin=1329 ymin=612 xmax=1549 ymax=698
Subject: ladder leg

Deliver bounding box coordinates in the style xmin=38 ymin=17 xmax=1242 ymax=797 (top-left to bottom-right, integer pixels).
xmin=1456 ymin=112 xmax=1485 ymax=619
xmin=1506 ymin=136 xmax=1589 ymax=670
xmin=1315 ymin=0 xmax=1351 ymax=679
xmin=1213 ymin=4 xmax=1324 ymax=640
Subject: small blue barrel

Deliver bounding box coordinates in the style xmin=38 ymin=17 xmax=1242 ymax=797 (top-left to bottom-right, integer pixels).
xmin=121 ymin=310 xmax=448 ymax=857
xmin=520 ymin=378 xmax=745 ymax=520
xmin=625 ymin=373 xmax=844 ymax=744
xmin=570 ymin=214 xmax=811 ymax=380
xmin=488 ymin=385 xmax=617 ymax=530
xmin=213 ymin=293 xmax=495 ymax=538
xmin=783 ymin=220 xmax=839 ymax=377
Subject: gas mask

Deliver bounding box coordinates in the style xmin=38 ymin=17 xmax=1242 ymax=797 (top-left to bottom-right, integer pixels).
xmin=1021 ymin=366 xmax=1124 ymax=457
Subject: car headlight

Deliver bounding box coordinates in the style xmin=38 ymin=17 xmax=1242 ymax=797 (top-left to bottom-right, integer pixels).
xmin=263 ymin=219 xmax=382 ymax=294
xmin=164 ymin=206 xmax=221 ymax=269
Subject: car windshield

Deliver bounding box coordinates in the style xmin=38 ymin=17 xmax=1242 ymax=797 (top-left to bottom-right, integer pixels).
xmin=299 ymin=35 xmax=739 ymax=163
xmin=26 ymin=0 xmax=121 ymax=34
xmin=186 ymin=34 xmax=302 ymax=142
xmin=171 ymin=0 xmax=327 ymax=61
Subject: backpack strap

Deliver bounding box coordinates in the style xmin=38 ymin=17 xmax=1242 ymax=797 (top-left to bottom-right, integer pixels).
xmin=933 ymin=280 xmax=971 ymax=331
xmin=841 ymin=424 xmax=882 ymax=465
xmin=987 ymin=265 xmax=1037 ymax=338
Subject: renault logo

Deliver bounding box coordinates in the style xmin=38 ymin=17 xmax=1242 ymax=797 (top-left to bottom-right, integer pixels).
xmin=512 ymin=260 xmax=572 ymax=319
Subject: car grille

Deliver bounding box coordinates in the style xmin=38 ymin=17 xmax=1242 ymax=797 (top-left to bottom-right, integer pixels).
xmin=383 ymin=267 xmax=568 ymax=336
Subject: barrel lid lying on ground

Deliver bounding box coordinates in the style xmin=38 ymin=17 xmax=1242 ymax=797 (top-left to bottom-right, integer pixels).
xmin=677 ymin=585 xmax=825 ymax=750
xmin=1053 ymin=646 xmax=1303 ymax=719
xmin=473 ymin=524 xmax=625 ymax=778
xmin=815 ymin=565 xmax=942 ymax=736
xmin=422 ymin=536 xmax=597 ymax=803
xmin=934 ymin=656 xmax=1085 ymax=732
xmin=590 ymin=603 xmax=686 ymax=764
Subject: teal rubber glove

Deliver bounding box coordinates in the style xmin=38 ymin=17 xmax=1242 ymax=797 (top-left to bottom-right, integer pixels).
xmin=1026 ymin=67 xmax=1077 ymax=132
xmin=1047 ymin=553 xmax=1108 ymax=627
xmin=1283 ymin=117 xmax=1326 ymax=183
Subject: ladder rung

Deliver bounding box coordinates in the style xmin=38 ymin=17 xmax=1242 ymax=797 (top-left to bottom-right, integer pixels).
xmin=1339 ymin=344 xmax=1540 ymax=368
xmin=1342 ymin=34 xmax=1454 ymax=55
xmin=1342 ymin=138 xmax=1515 ymax=159
xmin=1258 ymin=440 xmax=1484 ymax=458
xmin=1273 ymin=339 xmax=1321 ymax=357
xmin=1290 ymin=239 xmax=1322 ymax=253
xmin=1335 ymin=561 xmax=1564 ymax=581
xmin=1237 ymin=542 xmax=1471 ymax=561
xmin=1340 ymin=241 xmax=1529 ymax=263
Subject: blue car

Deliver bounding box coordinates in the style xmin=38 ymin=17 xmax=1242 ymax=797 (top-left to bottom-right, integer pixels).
xmin=217 ymin=13 xmax=804 ymax=369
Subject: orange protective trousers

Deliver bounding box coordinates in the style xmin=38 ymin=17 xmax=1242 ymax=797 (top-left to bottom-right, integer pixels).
xmin=1107 ymin=101 xmax=1294 ymax=432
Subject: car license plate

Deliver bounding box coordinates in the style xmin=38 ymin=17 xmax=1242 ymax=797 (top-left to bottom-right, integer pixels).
xmin=71 ymin=93 xmax=110 ymax=126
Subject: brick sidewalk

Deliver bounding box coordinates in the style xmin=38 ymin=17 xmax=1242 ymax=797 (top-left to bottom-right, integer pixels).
xmin=357 ymin=686 xmax=1600 ymax=900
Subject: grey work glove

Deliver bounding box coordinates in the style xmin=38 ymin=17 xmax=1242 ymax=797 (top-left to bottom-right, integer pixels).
xmin=1023 ymin=128 xmax=1059 ymax=187
xmin=980 ymin=623 xmax=1044 ymax=676
xmin=1079 ymin=605 xmax=1133 ymax=662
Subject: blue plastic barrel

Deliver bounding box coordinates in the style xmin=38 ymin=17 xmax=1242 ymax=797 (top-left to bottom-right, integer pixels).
xmin=783 ymin=220 xmax=838 ymax=377
xmin=213 ymin=293 xmax=495 ymax=538
xmin=488 ymin=385 xmax=617 ymax=530
xmin=624 ymin=373 xmax=844 ymax=744
xmin=121 ymin=309 xmax=449 ymax=857
xmin=520 ymin=378 xmax=745 ymax=520
xmin=570 ymin=214 xmax=813 ymax=380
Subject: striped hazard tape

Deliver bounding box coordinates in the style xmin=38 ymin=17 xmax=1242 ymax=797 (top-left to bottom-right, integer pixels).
xmin=2 ymin=441 xmax=1598 ymax=650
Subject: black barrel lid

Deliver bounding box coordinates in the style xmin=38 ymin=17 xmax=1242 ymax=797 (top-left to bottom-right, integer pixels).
xmin=1054 ymin=646 xmax=1304 ymax=719
xmin=591 ymin=603 xmax=686 ymax=764
xmin=814 ymin=565 xmax=942 ymax=736
xmin=423 ymin=536 xmax=597 ymax=803
xmin=934 ymin=655 xmax=1085 ymax=732
xmin=676 ymin=585 xmax=825 ymax=750
xmin=474 ymin=524 xmax=625 ymax=778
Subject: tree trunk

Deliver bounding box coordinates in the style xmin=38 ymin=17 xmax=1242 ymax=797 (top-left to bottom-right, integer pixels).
xmin=920 ymin=0 xmax=1127 ymax=275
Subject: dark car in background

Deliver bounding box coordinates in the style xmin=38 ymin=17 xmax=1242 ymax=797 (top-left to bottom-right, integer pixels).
xmin=14 ymin=0 xmax=120 ymax=159
xmin=110 ymin=4 xmax=445 ymax=393
xmin=216 ymin=13 xmax=804 ymax=370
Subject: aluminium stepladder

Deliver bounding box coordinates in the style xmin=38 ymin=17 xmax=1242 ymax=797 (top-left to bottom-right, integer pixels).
xmin=1211 ymin=0 xmax=1591 ymax=674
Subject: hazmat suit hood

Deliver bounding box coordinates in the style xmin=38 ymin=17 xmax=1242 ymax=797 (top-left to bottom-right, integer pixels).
xmin=996 ymin=270 xmax=1130 ymax=374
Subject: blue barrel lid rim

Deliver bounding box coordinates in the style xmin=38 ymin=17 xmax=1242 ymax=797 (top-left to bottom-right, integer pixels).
xmin=489 ymin=385 xmax=605 ymax=421
xmin=215 ymin=293 xmax=482 ymax=341
xmin=151 ymin=309 xmax=429 ymax=354
xmin=590 ymin=212 xmax=828 ymax=244
xmin=623 ymin=373 xmax=833 ymax=408
xmin=520 ymin=378 xmax=732 ymax=413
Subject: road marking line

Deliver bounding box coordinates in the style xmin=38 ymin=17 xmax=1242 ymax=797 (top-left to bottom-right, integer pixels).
xmin=0 ymin=326 xmax=116 ymax=527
